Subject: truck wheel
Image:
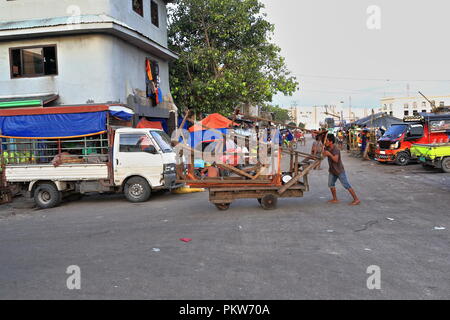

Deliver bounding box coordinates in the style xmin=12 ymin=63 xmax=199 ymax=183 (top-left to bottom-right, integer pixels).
xmin=260 ymin=194 xmax=278 ymax=210
xmin=441 ymin=157 xmax=450 ymax=173
xmin=124 ymin=177 xmax=151 ymax=203
xmin=34 ymin=183 xmax=62 ymax=209
xmin=395 ymin=152 xmax=410 ymax=166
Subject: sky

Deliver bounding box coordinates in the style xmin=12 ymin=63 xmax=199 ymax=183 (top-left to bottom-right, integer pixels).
xmin=261 ymin=0 xmax=450 ymax=109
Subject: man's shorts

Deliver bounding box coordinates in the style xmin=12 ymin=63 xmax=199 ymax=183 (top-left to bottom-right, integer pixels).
xmin=328 ymin=172 xmax=352 ymax=190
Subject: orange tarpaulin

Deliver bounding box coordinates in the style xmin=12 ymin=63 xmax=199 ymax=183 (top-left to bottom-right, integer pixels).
xmin=189 ymin=113 xmax=237 ymax=132
xmin=137 ymin=119 xmax=163 ymax=130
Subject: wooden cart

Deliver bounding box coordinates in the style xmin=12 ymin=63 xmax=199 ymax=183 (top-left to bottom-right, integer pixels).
xmin=176 ymin=142 xmax=320 ymax=210
xmin=174 ymin=110 xmax=321 ymax=210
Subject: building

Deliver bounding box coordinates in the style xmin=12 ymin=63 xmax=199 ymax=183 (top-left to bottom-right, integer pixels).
xmin=379 ymin=95 xmax=450 ymax=119
xmin=0 ymin=0 xmax=178 ymax=129
xmin=288 ymin=105 xmax=372 ymax=130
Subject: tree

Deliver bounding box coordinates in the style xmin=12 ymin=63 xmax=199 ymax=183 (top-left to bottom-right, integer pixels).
xmin=261 ymin=104 xmax=291 ymax=123
xmin=168 ymin=0 xmax=298 ymax=115
xmin=298 ymin=122 xmax=306 ymax=129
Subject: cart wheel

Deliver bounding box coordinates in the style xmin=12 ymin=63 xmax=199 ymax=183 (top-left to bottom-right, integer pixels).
xmin=215 ymin=203 xmax=231 ymax=211
xmin=260 ymin=194 xmax=278 ymax=210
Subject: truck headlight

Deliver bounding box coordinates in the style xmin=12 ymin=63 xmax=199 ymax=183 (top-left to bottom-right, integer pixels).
xmin=390 ymin=141 xmax=400 ymax=150
xmin=164 ymin=163 xmax=176 ymax=173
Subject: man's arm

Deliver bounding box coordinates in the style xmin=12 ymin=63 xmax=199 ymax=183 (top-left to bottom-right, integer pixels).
xmin=323 ymin=150 xmax=339 ymax=163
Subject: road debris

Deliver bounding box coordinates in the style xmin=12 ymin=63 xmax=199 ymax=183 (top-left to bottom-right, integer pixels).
xmin=433 ymin=226 xmax=446 ymax=231
xmin=180 ymin=238 xmax=192 ymax=243
xmin=354 ymin=220 xmax=379 ymax=232
xmin=152 ymin=248 xmax=161 ymax=252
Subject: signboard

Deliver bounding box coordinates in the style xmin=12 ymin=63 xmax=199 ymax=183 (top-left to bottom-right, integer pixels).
xmin=430 ymin=120 xmax=450 ymax=132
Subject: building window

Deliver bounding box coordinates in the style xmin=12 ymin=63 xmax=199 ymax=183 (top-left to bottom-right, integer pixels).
xmin=151 ymin=1 xmax=159 ymax=27
xmin=422 ymin=110 xmax=427 ymax=113
xmin=413 ymin=102 xmax=418 ymax=109
xmin=404 ymin=103 xmax=409 ymax=109
xmin=389 ymin=111 xmax=393 ymax=116
xmin=10 ymin=45 xmax=57 ymax=78
xmin=404 ymin=110 xmax=409 ymax=116
xmin=413 ymin=110 xmax=418 ymax=116
xmin=440 ymin=101 xmax=445 ymax=107
xmin=422 ymin=101 xmax=427 ymax=107
xmin=133 ymin=0 xmax=144 ymax=16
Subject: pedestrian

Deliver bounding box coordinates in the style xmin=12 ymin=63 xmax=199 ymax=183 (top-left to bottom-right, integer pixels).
xmin=323 ymin=134 xmax=361 ymax=205
xmin=311 ymin=133 xmax=324 ymax=170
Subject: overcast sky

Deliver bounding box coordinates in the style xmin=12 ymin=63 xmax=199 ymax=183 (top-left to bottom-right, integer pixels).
xmin=261 ymin=0 xmax=450 ymax=109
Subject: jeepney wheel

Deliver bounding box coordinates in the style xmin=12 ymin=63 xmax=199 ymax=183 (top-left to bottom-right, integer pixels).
xmin=215 ymin=203 xmax=231 ymax=211
xmin=395 ymin=152 xmax=410 ymax=166
xmin=34 ymin=183 xmax=62 ymax=209
xmin=260 ymin=194 xmax=278 ymax=210
xmin=124 ymin=177 xmax=151 ymax=203
xmin=441 ymin=157 xmax=450 ymax=173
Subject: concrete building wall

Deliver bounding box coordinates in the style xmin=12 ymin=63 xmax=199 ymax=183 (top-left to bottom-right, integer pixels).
xmin=0 ymin=34 xmax=169 ymax=105
xmin=379 ymin=95 xmax=450 ymax=119
xmin=0 ymin=0 xmax=168 ymax=47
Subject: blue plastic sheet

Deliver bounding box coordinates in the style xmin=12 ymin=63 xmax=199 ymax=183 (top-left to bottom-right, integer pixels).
xmin=0 ymin=111 xmax=107 ymax=138
xmin=109 ymin=110 xmax=133 ymax=121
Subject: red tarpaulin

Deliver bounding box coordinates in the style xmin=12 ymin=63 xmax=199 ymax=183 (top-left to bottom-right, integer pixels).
xmin=189 ymin=113 xmax=237 ymax=132
xmin=137 ymin=119 xmax=163 ymax=130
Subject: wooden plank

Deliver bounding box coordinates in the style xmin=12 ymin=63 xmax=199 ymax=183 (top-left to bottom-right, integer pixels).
xmin=277 ymin=160 xmax=320 ymax=195
xmin=216 ymin=163 xmax=254 ymax=179
xmin=210 ymin=184 xmax=306 ymax=192
xmin=177 ymin=179 xmax=272 ymax=185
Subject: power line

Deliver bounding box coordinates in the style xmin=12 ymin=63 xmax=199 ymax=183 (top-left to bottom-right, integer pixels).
xmin=296 ymin=74 xmax=450 ymax=82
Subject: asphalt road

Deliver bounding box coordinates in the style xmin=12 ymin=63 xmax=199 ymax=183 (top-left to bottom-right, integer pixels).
xmin=0 ymin=138 xmax=449 ymax=299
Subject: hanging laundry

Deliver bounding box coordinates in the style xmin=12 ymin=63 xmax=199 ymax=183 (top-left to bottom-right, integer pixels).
xmin=157 ymin=88 xmax=163 ymax=104
xmin=155 ymin=88 xmax=160 ymax=105
xmin=146 ymin=59 xmax=153 ymax=81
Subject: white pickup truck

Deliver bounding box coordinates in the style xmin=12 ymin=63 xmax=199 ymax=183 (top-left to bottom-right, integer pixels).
xmin=3 ymin=128 xmax=178 ymax=209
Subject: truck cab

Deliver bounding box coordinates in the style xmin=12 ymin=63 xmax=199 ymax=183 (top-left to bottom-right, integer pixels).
xmin=113 ymin=128 xmax=178 ymax=202
xmin=375 ymin=113 xmax=450 ymax=165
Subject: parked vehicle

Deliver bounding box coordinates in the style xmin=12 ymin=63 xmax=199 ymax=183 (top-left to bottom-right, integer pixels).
xmin=375 ymin=113 xmax=450 ymax=166
xmin=411 ymin=143 xmax=450 ymax=173
xmin=0 ymin=106 xmax=178 ymax=208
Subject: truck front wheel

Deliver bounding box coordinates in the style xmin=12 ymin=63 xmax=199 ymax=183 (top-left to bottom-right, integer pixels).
xmin=395 ymin=152 xmax=410 ymax=166
xmin=34 ymin=183 xmax=62 ymax=209
xmin=124 ymin=177 xmax=151 ymax=203
xmin=441 ymin=157 xmax=450 ymax=173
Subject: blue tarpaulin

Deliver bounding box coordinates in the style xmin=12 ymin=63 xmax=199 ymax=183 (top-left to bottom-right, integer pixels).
xmin=188 ymin=128 xmax=228 ymax=147
xmin=109 ymin=110 xmax=133 ymax=121
xmin=0 ymin=111 xmax=107 ymax=138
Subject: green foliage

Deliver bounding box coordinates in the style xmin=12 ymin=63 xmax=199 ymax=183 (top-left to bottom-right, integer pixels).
xmin=298 ymin=122 xmax=306 ymax=129
xmin=168 ymin=0 xmax=298 ymax=115
xmin=261 ymin=104 xmax=291 ymax=123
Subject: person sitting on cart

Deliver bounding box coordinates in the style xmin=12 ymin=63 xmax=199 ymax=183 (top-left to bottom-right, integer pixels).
xmin=323 ymin=134 xmax=361 ymax=206
xmin=201 ymin=162 xmax=220 ymax=179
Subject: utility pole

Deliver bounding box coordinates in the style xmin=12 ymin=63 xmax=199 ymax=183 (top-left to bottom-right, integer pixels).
xmin=349 ymin=96 xmax=352 ymax=122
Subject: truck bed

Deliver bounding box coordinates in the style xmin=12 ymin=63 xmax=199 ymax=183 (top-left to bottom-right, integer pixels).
xmin=411 ymin=143 xmax=450 ymax=159
xmin=5 ymin=164 xmax=109 ymax=182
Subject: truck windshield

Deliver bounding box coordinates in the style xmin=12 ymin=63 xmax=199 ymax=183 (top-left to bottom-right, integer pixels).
xmin=150 ymin=131 xmax=173 ymax=153
xmin=383 ymin=125 xmax=407 ymax=139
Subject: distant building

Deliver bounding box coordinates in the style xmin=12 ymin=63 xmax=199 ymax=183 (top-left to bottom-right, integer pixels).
xmin=379 ymin=95 xmax=450 ymax=119
xmin=288 ymin=105 xmax=372 ymax=129
xmin=0 ymin=0 xmax=178 ymax=127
